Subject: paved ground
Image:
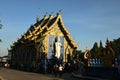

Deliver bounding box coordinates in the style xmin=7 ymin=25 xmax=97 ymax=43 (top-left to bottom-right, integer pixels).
xmin=0 ymin=68 xmax=72 ymax=80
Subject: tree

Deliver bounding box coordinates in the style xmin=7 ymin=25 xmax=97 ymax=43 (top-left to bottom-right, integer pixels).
xmin=110 ymin=38 xmax=120 ymax=56
xmin=74 ymin=50 xmax=84 ymax=61
xmin=98 ymin=40 xmax=104 ymax=58
xmin=90 ymin=42 xmax=99 ymax=58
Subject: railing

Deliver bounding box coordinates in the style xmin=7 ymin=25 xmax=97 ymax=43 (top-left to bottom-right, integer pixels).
xmin=84 ymin=67 xmax=120 ymax=79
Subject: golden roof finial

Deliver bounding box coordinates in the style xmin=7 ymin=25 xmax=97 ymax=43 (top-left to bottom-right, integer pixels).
xmin=44 ymin=12 xmax=48 ymax=19
xmin=45 ymin=12 xmax=48 ymax=16
xmin=49 ymin=11 xmax=54 ymax=18
xmin=59 ymin=9 xmax=62 ymax=13
xmin=36 ymin=15 xmax=40 ymax=23
xmin=57 ymin=9 xmax=62 ymax=16
xmin=51 ymin=11 xmax=54 ymax=14
xmin=46 ymin=12 xmax=48 ymax=15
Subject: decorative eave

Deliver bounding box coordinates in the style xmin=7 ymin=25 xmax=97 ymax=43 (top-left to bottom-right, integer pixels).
xmin=14 ymin=12 xmax=78 ymax=49
xmin=26 ymin=14 xmax=54 ymax=41
xmin=23 ymin=14 xmax=49 ymax=41
xmin=56 ymin=13 xmax=78 ymax=49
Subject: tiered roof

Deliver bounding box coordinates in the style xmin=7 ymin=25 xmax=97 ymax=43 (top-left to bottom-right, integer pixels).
xmin=13 ymin=12 xmax=78 ymax=49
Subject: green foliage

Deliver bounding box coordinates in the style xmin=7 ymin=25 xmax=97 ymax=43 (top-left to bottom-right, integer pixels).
xmin=90 ymin=42 xmax=99 ymax=58
xmin=0 ymin=39 xmax=2 ymax=42
xmin=0 ymin=24 xmax=2 ymax=29
xmin=98 ymin=41 xmax=104 ymax=58
xmin=110 ymin=38 xmax=120 ymax=55
xmin=75 ymin=50 xmax=84 ymax=61
xmin=100 ymin=40 xmax=103 ymax=48
xmin=90 ymin=37 xmax=120 ymax=59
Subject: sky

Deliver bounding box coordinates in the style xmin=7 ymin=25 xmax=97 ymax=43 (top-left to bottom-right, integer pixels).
xmin=0 ymin=0 xmax=120 ymax=56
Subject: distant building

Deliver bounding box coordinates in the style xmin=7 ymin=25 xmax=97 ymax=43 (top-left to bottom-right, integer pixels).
xmin=8 ymin=12 xmax=78 ymax=68
xmin=0 ymin=55 xmax=9 ymax=67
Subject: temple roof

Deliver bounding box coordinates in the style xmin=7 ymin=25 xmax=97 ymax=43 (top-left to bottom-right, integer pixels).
xmin=16 ymin=12 xmax=78 ymax=49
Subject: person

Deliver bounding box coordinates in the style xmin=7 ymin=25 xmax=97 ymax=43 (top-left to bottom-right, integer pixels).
xmin=53 ymin=64 xmax=59 ymax=77
xmin=59 ymin=64 xmax=64 ymax=77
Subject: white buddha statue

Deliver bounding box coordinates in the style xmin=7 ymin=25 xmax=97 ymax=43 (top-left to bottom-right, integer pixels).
xmin=55 ymin=36 xmax=62 ymax=59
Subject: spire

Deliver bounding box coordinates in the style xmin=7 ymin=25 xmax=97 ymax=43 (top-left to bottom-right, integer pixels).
xmin=106 ymin=37 xmax=109 ymax=43
xmin=106 ymin=37 xmax=110 ymax=46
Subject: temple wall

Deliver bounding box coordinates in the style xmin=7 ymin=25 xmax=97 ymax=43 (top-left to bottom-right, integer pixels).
xmin=11 ymin=43 xmax=37 ymax=67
